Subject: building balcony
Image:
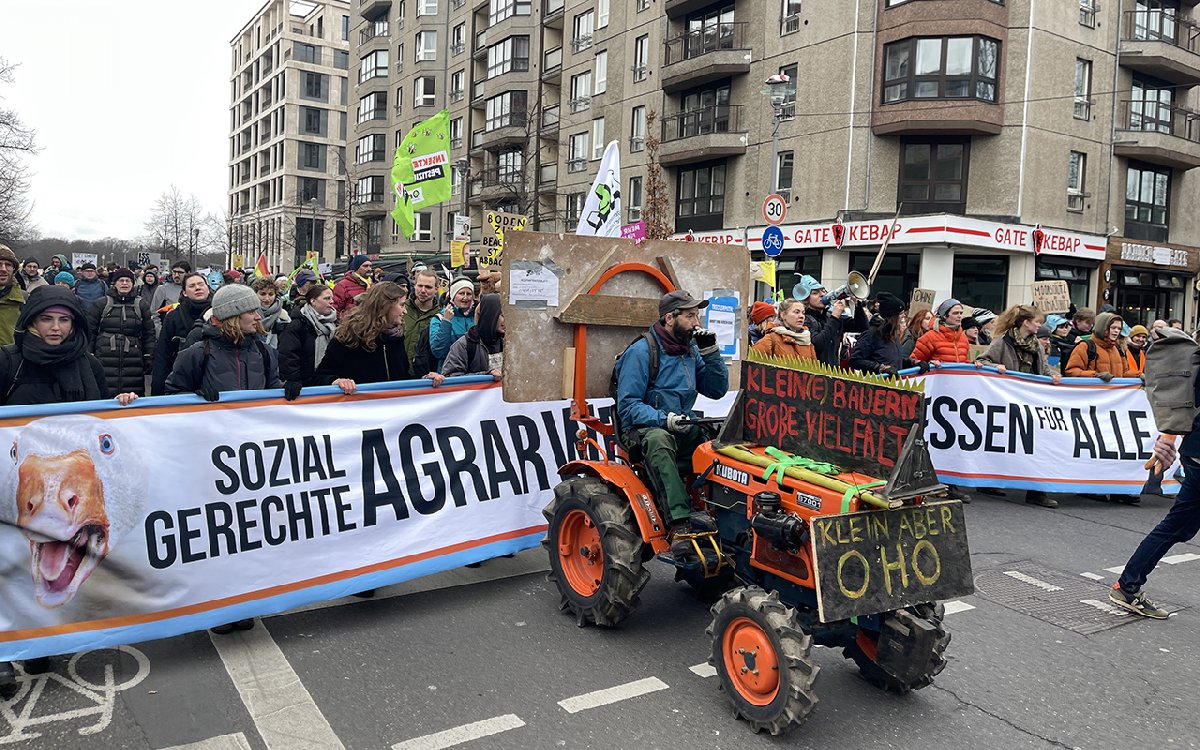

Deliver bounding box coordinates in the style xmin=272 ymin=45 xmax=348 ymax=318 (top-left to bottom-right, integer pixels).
xmin=538 ymin=163 xmax=557 ymax=192
xmin=540 ymin=105 xmax=560 ymax=135
xmin=543 ymin=0 xmax=564 ymax=28
xmin=1120 ymin=10 xmax=1200 ymax=86
xmin=542 ymin=46 xmax=562 ymax=82
xmin=661 ymin=22 xmax=750 ymax=93
xmin=358 ymin=0 xmax=391 ymax=20
xmin=474 ymin=115 xmax=529 ymax=150
xmin=477 ymin=168 xmax=525 ymax=201
xmin=471 ymin=79 xmax=487 ymax=104
xmin=872 ymin=98 xmax=1002 ymax=136
xmin=1114 ymin=99 xmax=1200 ymax=170
xmin=663 ymin=0 xmax=712 ymax=19
xmin=354 ymin=194 xmax=387 ymax=215
xmin=658 ymin=104 xmax=748 ymax=166
xmin=474 ymin=30 xmax=488 ymax=59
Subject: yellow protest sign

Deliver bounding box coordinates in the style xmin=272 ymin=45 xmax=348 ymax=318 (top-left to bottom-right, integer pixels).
xmin=751 ymin=260 xmax=777 ymax=288
xmin=450 ymin=240 xmax=467 ymax=268
xmin=481 ymin=211 xmax=527 ymax=267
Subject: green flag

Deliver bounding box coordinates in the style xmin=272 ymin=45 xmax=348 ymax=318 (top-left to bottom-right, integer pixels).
xmin=390 ymin=109 xmax=452 ymax=239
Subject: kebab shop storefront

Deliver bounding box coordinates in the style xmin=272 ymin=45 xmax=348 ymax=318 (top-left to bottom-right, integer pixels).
xmin=677 ymin=214 xmax=1106 ymax=311
xmin=1101 ymin=237 xmax=1200 ymax=327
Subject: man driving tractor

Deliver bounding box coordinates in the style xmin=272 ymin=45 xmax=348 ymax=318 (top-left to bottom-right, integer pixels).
xmin=614 ymin=290 xmax=729 ymax=559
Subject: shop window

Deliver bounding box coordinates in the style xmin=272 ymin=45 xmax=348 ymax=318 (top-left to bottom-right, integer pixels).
xmin=898 ymin=137 xmax=969 ymax=215
xmin=1035 ymin=259 xmax=1091 ymax=309
xmin=849 ymin=252 xmax=920 ymax=304
xmin=951 ymin=255 xmax=1008 ymax=314
xmin=1114 ymin=270 xmax=1185 ymax=327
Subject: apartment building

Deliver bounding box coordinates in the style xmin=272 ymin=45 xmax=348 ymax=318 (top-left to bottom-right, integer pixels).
xmin=352 ymin=0 xmax=1200 ymax=325
xmin=228 ymin=0 xmax=352 ymax=273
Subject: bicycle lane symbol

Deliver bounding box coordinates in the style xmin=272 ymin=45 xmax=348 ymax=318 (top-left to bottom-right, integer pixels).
xmin=0 ymin=646 xmax=150 ymax=745
xmin=761 ymin=225 xmax=785 ymax=257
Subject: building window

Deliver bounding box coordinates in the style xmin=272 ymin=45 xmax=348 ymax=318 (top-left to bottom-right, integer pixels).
xmin=952 ymin=256 xmax=1008 ymax=315
xmin=489 ymin=0 xmax=532 ymax=25
xmin=301 ymin=106 xmax=325 ymax=135
xmin=365 ymin=217 xmax=383 ymax=250
xmin=415 ymin=76 xmax=436 ymax=107
xmin=566 ymin=192 xmax=586 ymax=223
xmin=1079 ymin=0 xmax=1097 ymax=28
xmin=487 ymin=36 xmax=530 ymax=77
xmin=573 ymin=10 xmax=594 ymax=52
xmin=410 ymin=212 xmax=432 ymax=242
xmin=592 ymin=117 xmax=605 ymax=159
xmin=633 ymin=36 xmax=649 ymax=82
xmin=570 ymin=71 xmax=592 ymax=112
xmin=294 ymin=42 xmax=320 ymax=64
xmin=416 ymin=31 xmax=437 ymax=61
xmin=676 ymin=85 xmax=731 ymax=138
xmin=1074 ymin=59 xmax=1092 ymax=120
xmin=1036 ymin=258 xmax=1092 ymax=310
xmin=628 ymin=176 xmax=643 ymax=222
xmin=776 ymin=151 xmax=794 ymax=201
xmin=781 ymin=0 xmax=801 ymax=35
xmin=450 ymin=117 xmax=463 ymax=149
xmin=417 ymin=0 xmax=437 ymax=16
xmin=1131 ymin=1 xmax=1180 ymax=42
xmin=1130 ymin=76 xmax=1174 ymax=133
xmin=1126 ymin=162 xmax=1170 ymax=243
xmin=356 ymin=133 xmax=386 ymax=164
xmin=676 ymin=161 xmax=726 ymax=233
xmin=451 ymin=23 xmax=466 ymax=55
xmin=898 ymin=138 xmax=969 ymax=215
xmin=637 ymin=0 xmax=649 ymax=10
xmin=849 ymin=252 xmax=921 ymax=305
xmin=302 ymin=72 xmax=327 ymax=100
xmin=883 ymin=36 xmax=1000 ymax=103
xmin=341 ymin=14 xmax=349 ymax=41
xmin=630 ymin=105 xmax=646 ymax=152
xmin=496 ymin=150 xmax=523 ymax=182
xmin=594 ymin=51 xmax=608 ymax=94
xmin=1067 ymin=151 xmax=1087 ymax=212
xmin=355 ymin=176 xmax=384 ymax=204
xmin=485 ymin=91 xmax=528 ymax=130
xmin=357 ymin=91 xmax=387 ymax=123
xmin=568 ymin=132 xmax=590 ymax=172
xmin=300 ymin=177 xmax=321 ymax=203
xmin=779 ymin=63 xmax=797 ymax=118
xmin=597 ymin=0 xmax=609 ymax=27
xmin=301 ymin=143 xmax=325 ymax=170
xmin=358 ymin=49 xmax=389 ymax=84
xmin=449 ymin=70 xmax=465 ymax=101
xmin=333 ymin=50 xmax=349 ymax=69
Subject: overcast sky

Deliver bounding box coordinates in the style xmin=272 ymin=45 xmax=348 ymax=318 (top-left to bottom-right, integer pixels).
xmin=0 ymin=0 xmax=267 ymax=240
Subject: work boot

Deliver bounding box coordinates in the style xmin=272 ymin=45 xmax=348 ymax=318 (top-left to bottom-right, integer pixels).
xmin=1025 ymin=490 xmax=1057 ymax=508
xmin=668 ymin=520 xmax=696 ymax=561
xmin=688 ymin=511 xmax=717 ymax=533
xmin=210 ymin=622 xmax=236 ymax=635
xmin=232 ymin=618 xmax=255 ymax=631
xmin=977 ymin=487 xmax=1006 ymax=497
xmin=1110 ymin=584 xmax=1169 ymax=619
xmin=1118 ymin=495 xmax=1142 ymax=506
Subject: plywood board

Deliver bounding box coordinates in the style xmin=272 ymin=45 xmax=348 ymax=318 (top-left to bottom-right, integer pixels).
xmin=502 ymin=232 xmax=751 ymax=403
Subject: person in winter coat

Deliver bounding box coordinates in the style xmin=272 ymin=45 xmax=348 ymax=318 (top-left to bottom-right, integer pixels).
xmin=747 ymin=301 xmax=777 ymax=346
xmin=794 ymin=274 xmax=867 ymax=366
xmin=751 ymin=298 xmax=815 ymax=360
xmin=250 ymin=277 xmax=291 ymax=349
xmin=331 ymin=255 xmax=373 ymax=315
xmin=443 ymin=293 xmax=505 ymax=378
xmin=151 ymin=271 xmax=211 ymax=395
xmin=1125 ymin=324 xmax=1149 ymax=376
xmin=86 ymin=268 xmax=155 ymax=396
xmin=288 ymin=269 xmax=319 ymax=315
xmin=900 ymin=307 xmax=932 ymax=360
xmin=150 ymin=261 xmax=189 ymax=330
xmin=961 ymin=316 xmax=981 ymax=344
xmin=41 ymin=253 xmax=69 ymax=285
xmin=911 ymin=298 xmax=971 ymax=365
xmin=402 ymin=268 xmax=441 ymax=366
xmin=0 ymin=243 xmax=26 ymax=346
xmin=1065 ymin=311 xmax=1127 ymax=381
xmin=138 ymin=266 xmax=161 ymax=307
xmin=848 ymin=293 xmax=914 ymax=375
xmin=18 ymin=258 xmax=47 ymax=292
xmin=279 ymin=285 xmax=337 ymax=397
xmin=1055 ymin=307 xmax=1095 ymax=361
xmin=54 ymin=272 xmax=74 ymax=289
xmin=73 ymin=263 xmax=108 ymax=305
xmin=428 ymin=277 xmax=476 ymax=370
xmin=1046 ymin=314 xmax=1072 ymax=363
xmin=316 ymin=281 xmax=444 ymax=392
xmin=973 ymin=308 xmax=997 ymax=345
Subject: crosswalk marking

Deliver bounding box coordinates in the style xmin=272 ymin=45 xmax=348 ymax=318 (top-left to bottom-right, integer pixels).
xmin=391 ymin=715 xmax=525 ymax=750
xmin=557 ymin=677 xmax=669 ymax=714
xmin=943 ymin=600 xmax=975 ymax=614
xmin=1104 ymin=566 xmax=1125 ymax=574
xmin=689 ymin=663 xmax=717 ymax=678
xmin=1003 ymin=570 xmax=1063 ymax=592
xmin=1161 ymin=553 xmax=1200 ymax=565
xmin=1079 ymin=572 xmax=1105 ymax=581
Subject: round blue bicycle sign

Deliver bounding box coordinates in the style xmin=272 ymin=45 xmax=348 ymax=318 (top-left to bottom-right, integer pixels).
xmin=761 ymin=225 xmax=785 ymax=257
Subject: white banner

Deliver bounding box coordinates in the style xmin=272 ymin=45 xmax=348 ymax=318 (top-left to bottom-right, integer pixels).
xmin=0 ymin=381 xmax=733 ymax=660
xmin=917 ymin=367 xmax=1181 ymax=494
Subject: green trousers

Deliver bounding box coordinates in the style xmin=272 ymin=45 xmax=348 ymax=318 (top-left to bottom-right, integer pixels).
xmin=627 ymin=426 xmax=704 ymax=523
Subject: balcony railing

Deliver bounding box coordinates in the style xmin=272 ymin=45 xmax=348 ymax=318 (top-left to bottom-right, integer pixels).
xmin=1123 ymin=9 xmax=1200 ymax=54
xmin=450 ymin=89 xmax=465 ymax=102
xmin=571 ymin=34 xmax=593 ymax=53
xmin=360 ymin=24 xmax=389 ymax=43
xmin=569 ymin=96 xmax=590 ymax=113
xmin=478 ymin=167 xmax=524 ymax=188
xmin=357 ymin=107 xmax=388 ymax=124
xmin=663 ymin=22 xmax=747 ymax=66
xmin=451 ymin=41 xmax=465 ymax=55
xmin=661 ymin=103 xmax=744 ymax=142
xmin=1117 ymin=98 xmax=1200 ymax=142
xmin=567 ymin=157 xmax=588 ymax=173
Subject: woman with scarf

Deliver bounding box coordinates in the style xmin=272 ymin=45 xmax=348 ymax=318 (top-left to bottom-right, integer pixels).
xmin=442 ymin=293 xmax=505 ymax=378
xmin=251 ymin=277 xmax=291 ymax=349
xmin=138 ymin=267 xmax=161 ymax=308
xmin=428 ymin=277 xmax=476 ymax=370
xmin=750 ymin=298 xmax=815 ymax=360
xmin=1064 ymin=311 xmax=1127 ymax=381
xmin=1125 ymin=324 xmax=1149 ymax=376
xmin=279 ymin=285 xmax=338 ymax=399
xmin=151 ymin=271 xmax=211 ymax=395
xmin=86 ymin=268 xmax=155 ymax=397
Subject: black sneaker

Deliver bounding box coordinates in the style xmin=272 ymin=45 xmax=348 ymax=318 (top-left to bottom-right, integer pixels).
xmin=23 ymin=657 xmax=50 ymax=675
xmin=210 ymin=622 xmax=236 ymax=635
xmin=1025 ymin=491 xmax=1057 ymax=508
xmin=1109 ymin=585 xmax=1169 ymax=619
xmin=1118 ymin=495 xmax=1142 ymax=506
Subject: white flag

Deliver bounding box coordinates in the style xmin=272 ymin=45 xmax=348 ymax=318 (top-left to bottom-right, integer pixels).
xmin=575 ymin=140 xmax=622 ymax=237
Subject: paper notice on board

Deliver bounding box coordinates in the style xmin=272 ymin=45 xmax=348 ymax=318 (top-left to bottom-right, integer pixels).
xmin=705 ymin=289 xmax=740 ymax=360
xmin=509 ymin=262 xmax=560 ymax=308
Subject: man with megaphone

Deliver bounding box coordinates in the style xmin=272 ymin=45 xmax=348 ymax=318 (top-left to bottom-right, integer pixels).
xmin=793 ymin=273 xmax=868 ymax=366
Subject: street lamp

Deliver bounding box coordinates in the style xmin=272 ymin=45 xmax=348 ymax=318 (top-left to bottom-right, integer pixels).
xmin=762 ymin=73 xmax=794 ymax=199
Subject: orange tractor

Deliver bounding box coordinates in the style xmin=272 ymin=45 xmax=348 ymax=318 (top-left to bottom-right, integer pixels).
xmin=541 ymin=261 xmax=973 ymax=735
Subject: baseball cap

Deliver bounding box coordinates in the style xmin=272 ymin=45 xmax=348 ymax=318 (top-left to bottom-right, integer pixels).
xmin=658 ymin=290 xmax=709 ymax=317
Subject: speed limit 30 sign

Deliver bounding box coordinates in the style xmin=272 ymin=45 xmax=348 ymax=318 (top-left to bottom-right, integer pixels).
xmin=762 ymin=194 xmax=787 ymax=226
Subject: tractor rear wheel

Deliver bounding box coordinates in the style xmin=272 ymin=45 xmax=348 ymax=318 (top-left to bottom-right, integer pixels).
xmin=543 ymin=476 xmax=650 ymax=627
xmin=842 ymin=603 xmax=950 ymax=693
xmin=708 ymin=586 xmax=819 ymax=736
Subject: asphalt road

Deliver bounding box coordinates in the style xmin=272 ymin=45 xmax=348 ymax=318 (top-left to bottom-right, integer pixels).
xmin=3 ymin=490 xmax=1197 ymax=750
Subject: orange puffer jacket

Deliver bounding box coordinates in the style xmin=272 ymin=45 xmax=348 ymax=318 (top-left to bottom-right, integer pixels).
xmin=1065 ymin=338 xmax=1127 ymax=378
xmin=751 ymin=323 xmax=816 ymax=360
xmin=910 ymin=326 xmax=970 ymax=363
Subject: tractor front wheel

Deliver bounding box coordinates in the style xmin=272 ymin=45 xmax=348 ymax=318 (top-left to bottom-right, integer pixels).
xmin=543 ymin=476 xmax=650 ymax=627
xmin=842 ymin=602 xmax=950 ymax=693
xmin=708 ymin=586 xmax=819 ymax=736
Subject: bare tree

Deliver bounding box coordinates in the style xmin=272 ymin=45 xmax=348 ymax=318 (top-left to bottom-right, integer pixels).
xmin=643 ymin=110 xmax=672 ymax=241
xmin=144 ymin=186 xmax=210 ymax=266
xmin=0 ymin=58 xmax=36 ymax=246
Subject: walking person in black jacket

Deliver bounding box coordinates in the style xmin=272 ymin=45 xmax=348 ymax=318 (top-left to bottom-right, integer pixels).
xmin=150 ymin=272 xmax=211 ymax=395
xmin=87 ymin=268 xmax=155 ymax=396
xmin=279 ymin=285 xmax=337 ymax=399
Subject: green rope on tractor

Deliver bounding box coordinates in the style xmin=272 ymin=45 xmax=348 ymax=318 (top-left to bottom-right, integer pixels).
xmin=760 ymin=446 xmax=841 ymax=484
xmin=841 ymin=480 xmax=888 ymax=513
xmin=715 ymin=445 xmax=896 ymax=510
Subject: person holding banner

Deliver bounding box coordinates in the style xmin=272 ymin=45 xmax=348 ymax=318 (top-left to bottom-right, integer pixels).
xmin=1064 ymin=311 xmax=1126 ymax=382
xmin=912 ymin=299 xmax=970 ymax=365
xmin=848 ymin=293 xmax=922 ymax=376
xmin=151 ymin=272 xmax=211 ymax=396
xmin=251 ymin=277 xmax=291 ymax=350
xmin=900 ymin=308 xmax=932 ymax=360
xmin=428 ymin=278 xmax=476 ymax=371
xmin=751 ymin=298 xmax=815 ymax=360
xmin=279 ymin=285 xmax=338 ymax=399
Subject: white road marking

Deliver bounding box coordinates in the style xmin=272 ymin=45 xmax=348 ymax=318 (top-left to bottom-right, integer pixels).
xmin=943 ymin=600 xmax=975 ymax=615
xmin=162 ymin=733 xmax=254 ymax=750
xmin=1080 ymin=599 xmax=1132 ymax=617
xmin=1079 ymin=572 xmax=1105 ymax=581
xmin=391 ymin=714 xmax=525 ymax=750
xmin=1003 ymin=571 xmax=1062 ymax=592
xmin=1161 ymin=553 xmax=1200 ymax=565
xmin=689 ymin=663 xmax=717 ymax=678
xmin=208 ymin=621 xmax=344 ymax=750
xmin=1104 ymin=566 xmax=1125 ymax=574
xmin=557 ymin=677 xmax=669 ymax=714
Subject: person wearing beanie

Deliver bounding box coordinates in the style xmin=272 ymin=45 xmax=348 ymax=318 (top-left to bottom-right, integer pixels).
xmin=751 ymin=298 xmax=815 ymax=361
xmin=73 ymin=262 xmax=108 ymax=305
xmin=973 ymin=308 xmax=997 ymax=345
xmin=54 ymin=271 xmax=75 ymax=288
xmin=961 ymin=316 xmax=981 ymax=344
xmin=1125 ymin=324 xmax=1150 ymax=376
xmin=428 ymin=277 xmax=476 ymax=371
xmin=18 ymin=257 xmax=47 ymax=293
xmin=1035 ymin=323 xmax=1052 ymax=356
xmin=443 ymin=293 xmax=506 ymax=378
xmin=86 ymin=267 xmax=155 ymax=397
xmin=151 ymin=271 xmax=211 ymax=395
xmin=41 ymin=253 xmax=70 ymax=285
xmin=0 ymin=243 xmax=26 ymax=346
xmin=912 ymin=298 xmax=970 ymax=365
xmin=138 ymin=265 xmax=161 ymax=307
xmin=748 ymin=300 xmax=776 ymax=345
xmin=332 ymin=255 xmax=373 ymax=315
xmin=1065 ymin=311 xmax=1127 ymax=381
xmin=848 ymin=292 xmax=917 ymax=376
xmin=288 ymin=269 xmax=320 ymax=314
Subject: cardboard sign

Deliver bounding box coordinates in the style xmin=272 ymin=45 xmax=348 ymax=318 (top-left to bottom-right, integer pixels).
xmin=71 ymin=253 xmax=97 ymax=269
xmin=909 ymin=288 xmax=935 ymax=313
xmin=1031 ymin=280 xmax=1071 ymax=313
xmin=740 ymin=358 xmax=924 ymax=475
xmin=968 ymin=343 xmax=988 ymax=362
xmin=811 ymin=501 xmax=974 ymax=621
xmin=480 ymin=211 xmax=526 ymax=268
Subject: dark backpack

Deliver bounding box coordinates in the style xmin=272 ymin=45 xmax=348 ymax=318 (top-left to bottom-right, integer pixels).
xmin=609 ymin=331 xmax=659 ymax=438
